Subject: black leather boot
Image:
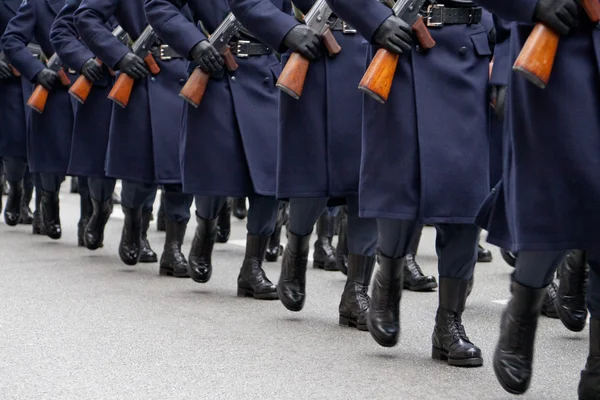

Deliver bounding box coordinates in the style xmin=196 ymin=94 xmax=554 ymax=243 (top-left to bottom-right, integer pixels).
xmin=336 ymin=207 xmax=349 ymax=275
xmin=557 ymin=250 xmax=588 ymax=332
xmin=404 ymin=225 xmax=437 ymax=291
xmin=216 ymin=198 xmax=232 ymax=243
xmin=70 ymin=177 xmax=78 ymax=193
xmin=493 ymin=281 xmax=546 ymax=394
xmin=232 ymin=197 xmax=247 ymax=220
xmin=579 ymin=317 xmax=600 ymax=400
xmin=84 ymin=198 xmax=112 ymax=250
xmin=237 ymin=234 xmax=278 ymax=299
xmin=477 ymin=243 xmax=493 ymax=263
xmin=40 ymin=189 xmax=61 ymax=239
xmin=19 ymin=181 xmax=33 ymax=225
xmin=139 ymin=211 xmax=157 ymax=263
xmin=188 ymin=215 xmax=217 ymax=283
xmin=77 ymin=193 xmax=93 ymax=247
xmin=277 ymin=232 xmax=311 ymax=311
xmin=32 ymin=187 xmax=42 ymax=235
xmin=368 ymin=254 xmax=404 ymax=347
xmin=432 ymin=277 xmax=483 ymax=367
xmin=541 ymin=281 xmax=558 ymax=319
xmin=159 ymin=220 xmax=190 ymax=278
xmin=265 ymin=202 xmax=287 ymax=262
xmin=4 ymin=180 xmax=22 ymax=226
xmin=119 ymin=206 xmax=142 ymax=266
xmin=156 ymin=193 xmax=166 ymax=232
xmin=313 ymin=213 xmax=338 ymax=271
xmin=339 ymin=254 xmax=375 ymax=331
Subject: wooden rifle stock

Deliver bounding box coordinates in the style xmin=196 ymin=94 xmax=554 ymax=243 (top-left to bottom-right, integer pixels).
xmin=69 ymin=60 xmax=103 ymax=104
xmin=27 ymin=67 xmax=71 ymax=113
xmin=359 ymin=16 xmax=435 ymax=104
xmin=514 ymin=0 xmax=600 ymax=88
xmin=108 ymin=54 xmax=160 ymax=108
xmin=276 ymin=27 xmax=341 ymax=99
xmin=9 ymin=65 xmax=20 ymax=77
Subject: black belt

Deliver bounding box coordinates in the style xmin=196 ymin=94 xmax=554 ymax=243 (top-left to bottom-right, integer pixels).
xmin=424 ymin=4 xmax=482 ymax=27
xmin=328 ymin=18 xmax=357 ymax=34
xmin=150 ymin=44 xmax=183 ymax=61
xmin=229 ymin=40 xmax=272 ymax=57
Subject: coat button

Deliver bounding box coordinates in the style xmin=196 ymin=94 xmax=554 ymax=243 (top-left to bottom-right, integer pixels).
xmin=179 ymin=79 xmax=185 ymax=83
xmin=459 ymin=46 xmax=468 ymax=56
xmin=415 ymin=44 xmax=422 ymax=53
xmin=150 ymin=77 xmax=156 ymax=82
xmin=230 ymin=76 xmax=236 ymax=82
xmin=264 ymin=77 xmax=270 ymax=83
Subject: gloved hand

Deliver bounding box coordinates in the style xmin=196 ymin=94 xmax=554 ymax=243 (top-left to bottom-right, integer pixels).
xmin=282 ymin=25 xmax=322 ymax=61
xmin=35 ymin=68 xmax=58 ymax=90
xmin=487 ymin=26 xmax=496 ymax=54
xmin=81 ymin=58 xmax=104 ymax=81
xmin=116 ymin=52 xmax=149 ymax=79
xmin=190 ymin=40 xmax=224 ymax=75
xmin=373 ymin=15 xmax=413 ymax=55
xmin=534 ymin=0 xmax=579 ymax=35
xmin=0 ymin=60 xmax=12 ymax=79
xmin=489 ymin=85 xmax=507 ymax=122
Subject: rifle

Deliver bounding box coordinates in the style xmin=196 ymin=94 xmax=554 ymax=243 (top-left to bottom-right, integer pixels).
xmin=276 ymin=0 xmax=341 ymax=99
xmin=513 ymin=0 xmax=600 ymax=88
xmin=180 ymin=12 xmax=242 ymax=108
xmin=69 ymin=25 xmax=131 ymax=104
xmin=27 ymin=53 xmax=71 ymax=113
xmin=0 ymin=52 xmax=20 ymax=77
xmin=108 ymin=25 xmax=160 ymax=108
xmin=358 ymin=0 xmax=435 ymax=104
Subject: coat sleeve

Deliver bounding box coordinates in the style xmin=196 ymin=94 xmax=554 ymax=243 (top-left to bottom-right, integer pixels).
xmin=326 ymin=0 xmax=392 ymax=43
xmin=74 ymin=0 xmax=129 ymax=69
xmin=489 ymin=17 xmax=512 ymax=86
xmin=473 ymin=0 xmax=538 ymax=23
xmin=144 ymin=0 xmax=205 ymax=59
xmin=50 ymin=0 xmax=94 ymax=72
xmin=1 ymin=0 xmax=46 ymax=81
xmin=227 ymin=0 xmax=300 ymax=52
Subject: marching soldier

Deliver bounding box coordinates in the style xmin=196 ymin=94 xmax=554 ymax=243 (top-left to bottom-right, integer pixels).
xmin=2 ymin=0 xmax=76 ymax=240
xmin=328 ymin=0 xmax=492 ymax=364
xmin=145 ymin=0 xmax=282 ymax=300
xmin=74 ymin=0 xmax=194 ymax=275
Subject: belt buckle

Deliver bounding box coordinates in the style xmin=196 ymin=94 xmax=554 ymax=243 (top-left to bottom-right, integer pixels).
xmin=236 ymin=40 xmax=250 ymax=58
xmin=342 ymin=21 xmax=357 ymax=34
xmin=160 ymin=44 xmax=171 ymax=61
xmin=426 ymin=4 xmax=445 ymax=27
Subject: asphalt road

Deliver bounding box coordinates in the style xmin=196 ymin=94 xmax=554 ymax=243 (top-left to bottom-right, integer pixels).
xmin=0 ymin=184 xmax=588 ymax=399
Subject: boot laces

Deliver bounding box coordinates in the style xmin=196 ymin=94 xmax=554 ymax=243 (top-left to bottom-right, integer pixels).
xmin=446 ymin=311 xmax=470 ymax=342
xmin=406 ymin=255 xmax=425 ymax=276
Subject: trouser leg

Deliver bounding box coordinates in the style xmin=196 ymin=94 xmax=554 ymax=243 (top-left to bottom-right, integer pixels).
xmin=188 ymin=195 xmax=225 ymax=284
xmin=434 ymin=223 xmax=480 ymax=281
xmin=159 ymin=184 xmax=193 ymax=278
xmin=119 ymin=181 xmax=157 ymax=265
xmin=88 ymin=177 xmax=116 ymax=203
xmin=84 ymin=178 xmax=116 ymax=250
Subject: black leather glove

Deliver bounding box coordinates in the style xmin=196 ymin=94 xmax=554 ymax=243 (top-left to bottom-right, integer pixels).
xmin=116 ymin=52 xmax=149 ymax=79
xmin=373 ymin=15 xmax=413 ymax=55
xmin=35 ymin=68 xmax=58 ymax=90
xmin=488 ymin=26 xmax=496 ymax=54
xmin=282 ymin=25 xmax=322 ymax=61
xmin=534 ymin=0 xmax=579 ymax=35
xmin=81 ymin=58 xmax=104 ymax=81
xmin=489 ymin=85 xmax=507 ymax=122
xmin=0 ymin=60 xmax=12 ymax=79
xmin=190 ymin=40 xmax=224 ymax=75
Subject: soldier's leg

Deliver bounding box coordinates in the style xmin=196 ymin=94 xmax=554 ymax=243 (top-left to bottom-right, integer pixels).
xmin=32 ymin=173 xmax=43 ymax=235
xmin=313 ymin=207 xmax=338 ymax=271
xmin=278 ymin=197 xmax=328 ymax=311
xmin=237 ymin=194 xmax=280 ymax=300
xmin=159 ymin=183 xmax=193 ymax=278
xmin=477 ymin=228 xmax=493 ymax=263
xmin=579 ymin=250 xmax=600 ymax=399
xmin=19 ymin=168 xmax=34 ymax=225
xmin=494 ymin=250 xmax=565 ymax=394
xmin=233 ymin=197 xmax=247 ymax=220
xmin=265 ymin=201 xmax=288 ymax=262
xmin=431 ymin=223 xmax=482 ymax=367
xmin=556 ymin=250 xmax=588 ymax=331
xmin=156 ymin=189 xmax=165 ymax=232
xmin=76 ymin=177 xmax=92 ymax=247
xmin=119 ymin=180 xmax=156 ymax=266
xmin=38 ymin=173 xmax=65 ymax=240
xmin=336 ymin=206 xmax=348 ymax=274
xmin=404 ymin=224 xmax=438 ymax=292
xmin=85 ymin=177 xmax=116 ymax=250
xmin=216 ymin=198 xmax=233 ymax=243
xmin=2 ymin=157 xmax=27 ymax=226
xmin=188 ymin=195 xmax=226 ymax=284
xmin=338 ymin=195 xmax=378 ymax=331
xmin=139 ymin=186 xmax=158 ymax=263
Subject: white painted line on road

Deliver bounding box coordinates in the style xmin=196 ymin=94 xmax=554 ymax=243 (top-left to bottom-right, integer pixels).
xmin=492 ymin=299 xmax=509 ymax=305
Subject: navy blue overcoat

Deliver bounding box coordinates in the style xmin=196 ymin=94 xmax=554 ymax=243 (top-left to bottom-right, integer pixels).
xmin=145 ymin=0 xmax=282 ymax=196
xmin=0 ymin=0 xmax=31 ymax=161
xmin=2 ymin=0 xmax=75 ymax=175
xmin=74 ymin=0 xmax=188 ymax=184
xmin=475 ymin=0 xmax=600 ymax=251
xmin=50 ymin=0 xmax=116 ymax=178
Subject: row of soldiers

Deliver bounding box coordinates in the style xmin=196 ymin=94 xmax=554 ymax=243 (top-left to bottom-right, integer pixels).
xmin=0 ymin=0 xmax=596 ymax=398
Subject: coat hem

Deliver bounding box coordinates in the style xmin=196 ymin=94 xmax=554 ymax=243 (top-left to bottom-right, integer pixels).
xmin=106 ymin=172 xmax=180 ymax=185
xmin=182 ymin=187 xmax=275 ymax=197
xmin=276 ymin=190 xmax=356 ymax=199
xmin=485 ymin=236 xmax=592 ymax=253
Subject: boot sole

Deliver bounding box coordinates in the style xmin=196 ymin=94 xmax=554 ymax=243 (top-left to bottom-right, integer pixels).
xmin=159 ymin=267 xmax=190 ymax=278
xmin=493 ymin=356 xmax=528 ymax=395
xmin=366 ymin=318 xmax=398 ymax=347
xmin=432 ymin=347 xmax=483 ymax=367
xmin=556 ymin=301 xmax=587 ymax=332
xmin=139 ymin=256 xmax=158 ymax=263
xmin=339 ymin=315 xmax=368 ymax=331
xmin=477 ymin=255 xmax=493 ymax=263
xmin=313 ymin=260 xmax=339 ymax=271
xmin=276 ymin=285 xmax=304 ymax=311
xmin=404 ymin=282 xmax=438 ymax=292
xmin=237 ymin=287 xmax=279 ymax=300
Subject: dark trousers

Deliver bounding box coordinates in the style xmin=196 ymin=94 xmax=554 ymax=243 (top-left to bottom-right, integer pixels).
xmin=121 ymin=181 xmax=157 ymax=214
xmin=516 ymin=249 xmax=600 ymax=318
xmin=39 ymin=173 xmax=65 ymax=192
xmin=195 ymin=194 xmax=279 ymax=236
xmin=378 ymin=220 xmax=479 ymax=280
xmin=162 ymin=184 xmax=193 ymax=223
xmin=88 ymin=177 xmax=116 ymax=202
xmin=3 ymin=157 xmax=27 ymax=182
xmin=288 ymin=196 xmax=378 ymax=256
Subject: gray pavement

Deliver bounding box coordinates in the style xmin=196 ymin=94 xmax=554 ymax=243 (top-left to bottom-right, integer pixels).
xmin=0 ymin=185 xmax=587 ymax=399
